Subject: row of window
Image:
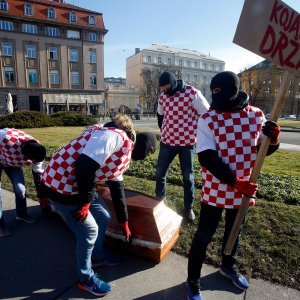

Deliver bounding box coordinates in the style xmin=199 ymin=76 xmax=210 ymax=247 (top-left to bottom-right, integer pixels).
xmin=3 ymin=66 xmax=97 ymax=86
xmin=1 ymin=41 xmax=97 ymax=64
xmin=0 ymin=20 xmax=98 ymax=41
xmin=0 ymin=1 xmax=97 ymax=25
xmin=184 ymin=74 xmax=213 ymax=85
xmin=146 ymin=55 xmax=222 ymax=71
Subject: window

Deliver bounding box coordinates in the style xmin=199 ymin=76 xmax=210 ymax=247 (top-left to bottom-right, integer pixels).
xmin=26 ymin=44 xmax=36 ymax=58
xmin=179 ymin=60 xmax=183 ymax=66
xmin=147 ymin=56 xmax=151 ymax=63
xmin=202 ymin=76 xmax=207 ymax=84
xmin=187 ymin=61 xmax=191 ymax=67
xmin=24 ymin=3 xmax=33 ymax=15
xmin=47 ymin=8 xmax=56 ymax=19
xmin=2 ymin=41 xmax=12 ymax=56
xmin=194 ymin=62 xmax=198 ymax=68
xmin=0 ymin=0 xmax=8 ymax=11
xmin=70 ymin=49 xmax=78 ymax=62
xmin=69 ymin=11 xmax=77 ymax=22
xmin=88 ymin=32 xmax=97 ymax=42
xmin=90 ymin=73 xmax=96 ymax=85
xmin=89 ymin=50 xmax=96 ymax=64
xmin=49 ymin=47 xmax=58 ymax=60
xmin=89 ymin=16 xmax=96 ymax=25
xmin=193 ymin=75 xmax=198 ymax=82
xmin=67 ymin=30 xmax=80 ymax=39
xmin=211 ymin=64 xmax=215 ymax=71
xmin=28 ymin=69 xmax=38 ymax=83
xmin=157 ymin=57 xmax=162 ymax=63
xmin=167 ymin=58 xmax=171 ymax=65
xmin=45 ymin=27 xmax=60 ymax=37
xmin=22 ymin=24 xmax=38 ymax=34
xmin=203 ymin=63 xmax=207 ymax=70
xmin=71 ymin=71 xmax=79 ymax=85
xmin=4 ymin=67 xmax=14 ymax=82
xmin=0 ymin=20 xmax=13 ymax=31
xmin=186 ymin=74 xmax=190 ymax=82
xmin=50 ymin=70 xmax=59 ymax=84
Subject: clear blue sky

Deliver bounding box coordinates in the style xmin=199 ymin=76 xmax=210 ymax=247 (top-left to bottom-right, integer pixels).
xmin=68 ymin=0 xmax=299 ymax=78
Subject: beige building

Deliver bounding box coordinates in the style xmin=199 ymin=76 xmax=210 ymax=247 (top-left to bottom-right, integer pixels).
xmin=0 ymin=0 xmax=107 ymax=115
xmin=104 ymin=77 xmax=140 ymax=116
xmin=126 ymin=44 xmax=225 ymax=111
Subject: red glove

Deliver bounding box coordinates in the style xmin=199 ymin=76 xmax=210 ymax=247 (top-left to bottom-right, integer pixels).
xmin=262 ymin=121 xmax=280 ymax=145
xmin=72 ymin=203 xmax=90 ymax=222
xmin=120 ymin=221 xmax=132 ymax=244
xmin=233 ymin=178 xmax=258 ymax=197
xmin=39 ymin=197 xmax=48 ymax=209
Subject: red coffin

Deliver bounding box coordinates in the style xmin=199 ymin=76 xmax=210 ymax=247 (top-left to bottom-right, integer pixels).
xmin=100 ymin=189 xmax=182 ymax=264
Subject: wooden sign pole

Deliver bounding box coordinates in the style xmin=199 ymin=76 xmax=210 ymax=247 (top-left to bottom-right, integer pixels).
xmin=223 ymin=70 xmax=293 ymax=255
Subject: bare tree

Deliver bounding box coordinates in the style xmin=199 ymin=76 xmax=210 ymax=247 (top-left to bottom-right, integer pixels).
xmin=141 ymin=66 xmax=182 ymax=113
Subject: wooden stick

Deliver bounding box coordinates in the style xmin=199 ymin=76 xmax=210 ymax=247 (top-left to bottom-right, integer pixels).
xmin=223 ymin=70 xmax=293 ymax=255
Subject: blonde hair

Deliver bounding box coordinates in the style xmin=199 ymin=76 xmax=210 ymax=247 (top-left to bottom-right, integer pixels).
xmin=112 ymin=113 xmax=133 ymax=131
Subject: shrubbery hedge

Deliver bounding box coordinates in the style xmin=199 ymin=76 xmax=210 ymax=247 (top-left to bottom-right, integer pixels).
xmin=0 ymin=111 xmax=97 ymax=128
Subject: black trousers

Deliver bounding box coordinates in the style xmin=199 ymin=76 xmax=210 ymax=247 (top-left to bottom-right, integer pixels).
xmin=187 ymin=202 xmax=245 ymax=281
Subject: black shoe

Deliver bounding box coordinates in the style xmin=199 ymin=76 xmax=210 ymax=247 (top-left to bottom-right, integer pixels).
xmin=186 ymin=279 xmax=202 ymax=300
xmin=184 ymin=209 xmax=195 ymax=223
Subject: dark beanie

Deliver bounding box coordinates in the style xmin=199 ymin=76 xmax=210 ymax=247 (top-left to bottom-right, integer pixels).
xmin=21 ymin=140 xmax=46 ymax=162
xmin=159 ymin=72 xmax=177 ymax=90
xmin=131 ymin=132 xmax=157 ymax=161
xmin=210 ymin=71 xmax=240 ymax=100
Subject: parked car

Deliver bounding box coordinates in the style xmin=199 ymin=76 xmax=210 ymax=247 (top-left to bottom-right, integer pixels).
xmin=286 ymin=115 xmax=297 ymax=119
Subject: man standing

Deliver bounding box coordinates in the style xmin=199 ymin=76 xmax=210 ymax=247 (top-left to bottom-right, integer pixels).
xmin=0 ymin=128 xmax=46 ymax=237
xmin=156 ymin=71 xmax=209 ymax=222
xmin=186 ymin=71 xmax=280 ymax=300
xmin=41 ymin=114 xmax=157 ymax=297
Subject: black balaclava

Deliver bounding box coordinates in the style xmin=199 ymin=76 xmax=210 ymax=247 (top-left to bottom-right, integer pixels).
xmin=131 ymin=132 xmax=157 ymax=161
xmin=159 ymin=72 xmax=178 ymax=96
xmin=21 ymin=140 xmax=46 ymax=162
xmin=210 ymin=71 xmax=249 ymax=111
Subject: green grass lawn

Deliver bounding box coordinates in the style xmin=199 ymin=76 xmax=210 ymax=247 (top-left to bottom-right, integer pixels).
xmin=1 ymin=126 xmax=299 ymax=290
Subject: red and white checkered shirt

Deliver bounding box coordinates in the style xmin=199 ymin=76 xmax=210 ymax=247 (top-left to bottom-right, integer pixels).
xmin=42 ymin=126 xmax=134 ymax=195
xmin=0 ymin=128 xmax=37 ymax=167
xmin=197 ymin=106 xmax=265 ymax=208
xmin=159 ymin=85 xmax=204 ymax=146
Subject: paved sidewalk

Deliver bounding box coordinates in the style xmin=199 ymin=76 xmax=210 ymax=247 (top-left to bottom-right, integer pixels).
xmin=0 ymin=189 xmax=299 ymax=300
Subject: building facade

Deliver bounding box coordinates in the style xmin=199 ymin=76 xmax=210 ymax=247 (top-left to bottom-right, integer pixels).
xmin=239 ymin=60 xmax=300 ymax=116
xmin=126 ymin=44 xmax=225 ymax=111
xmin=0 ymin=0 xmax=107 ymax=115
xmin=104 ymin=77 xmax=140 ymax=116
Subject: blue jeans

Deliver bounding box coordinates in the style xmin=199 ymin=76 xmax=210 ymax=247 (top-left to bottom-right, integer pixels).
xmin=48 ymin=194 xmax=111 ymax=282
xmin=187 ymin=202 xmax=245 ymax=281
xmin=155 ymin=142 xmax=195 ymax=210
xmin=0 ymin=167 xmax=27 ymax=219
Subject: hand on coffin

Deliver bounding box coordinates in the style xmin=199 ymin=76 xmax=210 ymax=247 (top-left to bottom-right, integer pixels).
xmin=98 ymin=187 xmax=111 ymax=200
xmin=120 ymin=221 xmax=132 ymax=244
xmin=262 ymin=120 xmax=280 ymax=145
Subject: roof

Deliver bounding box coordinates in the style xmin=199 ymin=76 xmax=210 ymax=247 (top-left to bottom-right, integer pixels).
xmin=144 ymin=44 xmax=225 ymax=62
xmin=0 ymin=0 xmax=106 ymax=31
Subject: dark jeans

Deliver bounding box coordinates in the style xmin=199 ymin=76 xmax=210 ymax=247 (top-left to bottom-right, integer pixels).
xmin=187 ymin=202 xmax=245 ymax=281
xmin=0 ymin=167 xmax=27 ymax=220
xmin=155 ymin=142 xmax=195 ymax=210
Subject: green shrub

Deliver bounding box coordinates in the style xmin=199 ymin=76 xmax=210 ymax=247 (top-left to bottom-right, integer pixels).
xmin=0 ymin=111 xmax=56 ymax=129
xmin=50 ymin=111 xmax=97 ymax=126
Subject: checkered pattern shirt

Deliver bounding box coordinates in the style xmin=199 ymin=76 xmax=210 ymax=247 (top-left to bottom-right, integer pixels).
xmin=0 ymin=128 xmax=37 ymax=167
xmin=42 ymin=126 xmax=133 ymax=195
xmin=159 ymin=85 xmax=200 ymax=146
xmin=197 ymin=106 xmax=265 ymax=208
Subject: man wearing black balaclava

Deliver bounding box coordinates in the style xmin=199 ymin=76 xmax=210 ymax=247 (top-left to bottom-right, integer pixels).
xmin=156 ymin=71 xmax=209 ymax=223
xmin=0 ymin=128 xmax=46 ymax=237
xmin=186 ymin=71 xmax=281 ymax=300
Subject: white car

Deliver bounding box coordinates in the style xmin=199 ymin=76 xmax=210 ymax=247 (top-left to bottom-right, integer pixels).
xmin=286 ymin=115 xmax=297 ymax=119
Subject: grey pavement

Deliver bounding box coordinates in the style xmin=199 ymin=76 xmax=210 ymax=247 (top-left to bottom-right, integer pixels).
xmin=0 ymin=189 xmax=299 ymax=300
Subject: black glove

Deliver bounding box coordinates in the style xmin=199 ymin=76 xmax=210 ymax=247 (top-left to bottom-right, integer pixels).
xmin=262 ymin=121 xmax=280 ymax=145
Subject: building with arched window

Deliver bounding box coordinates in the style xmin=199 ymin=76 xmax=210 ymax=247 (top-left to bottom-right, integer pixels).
xmin=0 ymin=0 xmax=107 ymax=115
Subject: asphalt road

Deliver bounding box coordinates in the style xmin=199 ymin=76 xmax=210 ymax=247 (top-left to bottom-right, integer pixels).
xmin=133 ymin=118 xmax=300 ymax=146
